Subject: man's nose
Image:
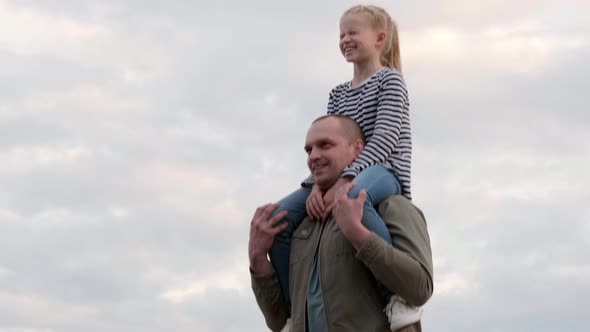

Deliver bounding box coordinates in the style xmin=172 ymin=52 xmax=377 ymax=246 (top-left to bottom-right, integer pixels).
xmin=309 ymin=147 xmax=320 ymax=160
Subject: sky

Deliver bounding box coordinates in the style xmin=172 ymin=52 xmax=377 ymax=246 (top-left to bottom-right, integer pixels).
xmin=0 ymin=0 xmax=589 ymax=331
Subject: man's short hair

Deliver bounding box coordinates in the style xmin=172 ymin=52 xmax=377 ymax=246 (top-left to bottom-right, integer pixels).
xmin=312 ymin=115 xmax=365 ymax=144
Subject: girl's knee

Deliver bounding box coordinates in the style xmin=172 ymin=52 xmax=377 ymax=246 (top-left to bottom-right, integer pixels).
xmin=346 ymin=184 xmax=362 ymax=199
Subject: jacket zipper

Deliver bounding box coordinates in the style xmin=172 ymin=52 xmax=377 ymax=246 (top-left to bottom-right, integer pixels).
xmin=305 ymin=221 xmax=327 ymax=332
xmin=318 ymin=222 xmax=331 ymax=332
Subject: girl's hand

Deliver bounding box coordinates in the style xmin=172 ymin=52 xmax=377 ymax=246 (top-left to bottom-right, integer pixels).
xmin=306 ymin=183 xmax=325 ymax=221
xmin=322 ymin=177 xmax=352 ymax=222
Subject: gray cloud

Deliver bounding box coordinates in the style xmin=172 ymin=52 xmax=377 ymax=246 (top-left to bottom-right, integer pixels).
xmin=1 ymin=0 xmax=589 ymax=331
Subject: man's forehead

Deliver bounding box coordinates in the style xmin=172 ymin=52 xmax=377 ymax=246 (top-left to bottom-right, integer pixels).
xmin=305 ymin=134 xmax=335 ymax=146
xmin=306 ymin=119 xmax=341 ymax=142
xmin=310 ymin=117 xmax=341 ymax=132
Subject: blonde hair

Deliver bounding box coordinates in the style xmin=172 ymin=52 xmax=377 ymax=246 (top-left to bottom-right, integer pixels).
xmin=343 ymin=5 xmax=401 ymax=72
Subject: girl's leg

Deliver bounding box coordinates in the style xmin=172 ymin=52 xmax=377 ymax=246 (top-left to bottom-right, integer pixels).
xmin=268 ymin=187 xmax=310 ymax=313
xmin=347 ymin=165 xmax=401 ymax=244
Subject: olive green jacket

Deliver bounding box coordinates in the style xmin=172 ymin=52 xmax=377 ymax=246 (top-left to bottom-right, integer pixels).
xmin=251 ymin=195 xmax=434 ymax=332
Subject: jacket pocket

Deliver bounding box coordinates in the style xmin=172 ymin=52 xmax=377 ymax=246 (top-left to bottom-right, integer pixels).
xmin=290 ymin=219 xmax=315 ymax=265
xmin=289 ymin=220 xmax=316 ymax=319
xmin=293 ymin=224 xmax=313 ymax=240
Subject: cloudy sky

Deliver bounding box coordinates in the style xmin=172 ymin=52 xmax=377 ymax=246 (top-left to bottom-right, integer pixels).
xmin=1 ymin=0 xmax=589 ymax=331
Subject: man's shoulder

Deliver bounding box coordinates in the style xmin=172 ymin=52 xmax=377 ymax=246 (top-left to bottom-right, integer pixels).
xmin=378 ymin=195 xmax=426 ymax=225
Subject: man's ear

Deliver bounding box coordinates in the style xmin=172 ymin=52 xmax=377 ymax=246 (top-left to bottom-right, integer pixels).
xmin=353 ymin=139 xmax=364 ymax=157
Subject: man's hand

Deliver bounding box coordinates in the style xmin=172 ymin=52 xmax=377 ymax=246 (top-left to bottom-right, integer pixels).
xmin=248 ymin=203 xmax=288 ymax=274
xmin=306 ymin=183 xmax=325 ymax=221
xmin=322 ymin=177 xmax=352 ymax=222
xmin=332 ymin=182 xmax=371 ymax=251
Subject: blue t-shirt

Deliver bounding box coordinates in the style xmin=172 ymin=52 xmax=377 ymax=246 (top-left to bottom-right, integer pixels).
xmin=307 ymin=255 xmax=328 ymax=332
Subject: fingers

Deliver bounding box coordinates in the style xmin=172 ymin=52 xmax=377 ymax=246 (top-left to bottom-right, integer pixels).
xmin=333 ymin=182 xmax=355 ymax=208
xmin=356 ymin=189 xmax=367 ymax=206
xmin=323 ymin=188 xmax=334 ymax=207
xmin=339 ymin=182 xmax=356 ymax=198
xmin=306 ymin=197 xmax=317 ymax=220
xmin=267 ymin=209 xmax=288 ymax=235
xmin=252 ymin=203 xmax=282 ymax=229
xmin=306 ymin=197 xmax=314 ymax=219
xmin=306 ymin=192 xmax=324 ymax=220
xmin=254 ymin=203 xmax=277 ymax=220
xmin=271 ymin=220 xmax=289 ymax=235
xmin=314 ymin=192 xmax=325 ymax=211
xmin=311 ymin=193 xmax=324 ymax=219
xmin=322 ymin=203 xmax=334 ymax=222
xmin=322 ymin=182 xmax=359 ymax=222
xmin=268 ymin=210 xmax=288 ymax=226
xmin=252 ymin=205 xmax=288 ymax=235
xmin=252 ymin=203 xmax=271 ymax=226
xmin=254 ymin=203 xmax=271 ymax=218
xmin=261 ymin=203 xmax=280 ymax=220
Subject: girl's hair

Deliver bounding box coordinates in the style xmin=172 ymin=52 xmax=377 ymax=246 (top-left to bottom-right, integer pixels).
xmin=343 ymin=5 xmax=401 ymax=72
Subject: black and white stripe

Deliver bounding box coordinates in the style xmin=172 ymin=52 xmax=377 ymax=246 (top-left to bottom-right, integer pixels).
xmin=328 ymin=67 xmax=412 ymax=199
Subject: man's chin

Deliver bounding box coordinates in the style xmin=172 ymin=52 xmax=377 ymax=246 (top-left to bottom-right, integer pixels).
xmin=312 ymin=170 xmax=323 ymax=180
xmin=315 ymin=177 xmax=337 ymax=192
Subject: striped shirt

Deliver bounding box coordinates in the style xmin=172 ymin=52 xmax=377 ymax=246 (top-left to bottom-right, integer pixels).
xmin=328 ymin=67 xmax=412 ymax=199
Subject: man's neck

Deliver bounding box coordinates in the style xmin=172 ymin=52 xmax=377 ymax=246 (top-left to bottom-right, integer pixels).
xmin=320 ymin=180 xmax=338 ymax=193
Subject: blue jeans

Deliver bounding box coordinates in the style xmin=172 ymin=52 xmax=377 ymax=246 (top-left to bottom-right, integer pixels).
xmin=269 ymin=165 xmax=402 ymax=312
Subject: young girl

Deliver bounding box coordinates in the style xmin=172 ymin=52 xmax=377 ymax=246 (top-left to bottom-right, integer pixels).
xmin=269 ymin=5 xmax=419 ymax=331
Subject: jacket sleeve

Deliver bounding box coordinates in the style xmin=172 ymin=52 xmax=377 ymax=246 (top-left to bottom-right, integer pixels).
xmin=355 ymin=196 xmax=434 ymax=306
xmin=250 ymin=269 xmax=290 ymax=331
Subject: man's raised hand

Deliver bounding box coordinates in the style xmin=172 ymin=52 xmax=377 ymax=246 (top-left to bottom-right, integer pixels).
xmin=332 ymin=182 xmax=371 ymax=250
xmin=248 ymin=203 xmax=288 ymax=274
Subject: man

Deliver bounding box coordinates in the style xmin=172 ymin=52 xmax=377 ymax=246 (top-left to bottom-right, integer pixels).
xmin=249 ymin=115 xmax=433 ymax=332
